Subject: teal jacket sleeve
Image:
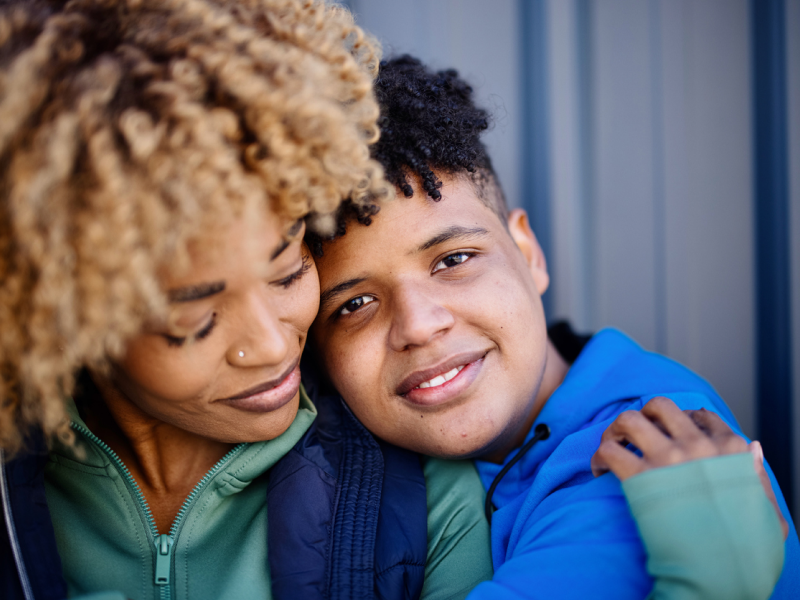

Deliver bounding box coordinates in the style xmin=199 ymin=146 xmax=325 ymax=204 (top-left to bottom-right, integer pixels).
xmin=622 ymin=453 xmax=785 ymax=600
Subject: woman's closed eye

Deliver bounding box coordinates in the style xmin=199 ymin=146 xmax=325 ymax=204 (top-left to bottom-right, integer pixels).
xmin=164 ymin=313 xmax=218 ymax=347
xmin=337 ymin=295 xmax=376 ymax=316
xmin=432 ymin=251 xmax=475 ymax=273
xmin=275 ymin=255 xmax=312 ymax=289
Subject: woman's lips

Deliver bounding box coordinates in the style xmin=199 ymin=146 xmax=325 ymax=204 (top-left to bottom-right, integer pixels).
xmin=400 ymin=352 xmax=487 ymax=407
xmin=217 ymin=362 xmax=301 ymax=413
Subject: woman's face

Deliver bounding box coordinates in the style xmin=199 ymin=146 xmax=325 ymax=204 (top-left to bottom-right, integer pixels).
xmin=108 ymin=209 xmax=319 ymax=443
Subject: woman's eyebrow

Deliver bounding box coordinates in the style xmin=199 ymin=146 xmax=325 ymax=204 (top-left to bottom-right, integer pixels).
xmin=416 ymin=226 xmax=489 ymax=253
xmin=270 ymin=240 xmax=291 ymax=261
xmin=168 ymin=281 xmax=226 ymax=303
xmin=271 ymin=220 xmax=305 ymax=261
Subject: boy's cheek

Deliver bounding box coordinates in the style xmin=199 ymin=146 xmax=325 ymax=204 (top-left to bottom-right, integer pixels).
xmin=318 ymin=332 xmax=378 ymax=402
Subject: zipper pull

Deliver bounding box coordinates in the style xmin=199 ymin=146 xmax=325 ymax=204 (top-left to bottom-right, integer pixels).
xmin=154 ymin=534 xmax=174 ymax=586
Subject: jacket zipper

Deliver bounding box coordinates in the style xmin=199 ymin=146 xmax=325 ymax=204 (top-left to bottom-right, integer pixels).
xmin=0 ymin=449 xmax=35 ymax=600
xmin=71 ymin=423 xmax=245 ymax=600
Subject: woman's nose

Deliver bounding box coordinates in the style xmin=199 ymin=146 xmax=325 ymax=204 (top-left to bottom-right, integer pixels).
xmin=227 ymin=292 xmax=291 ymax=367
xmin=387 ymin=287 xmax=455 ymax=352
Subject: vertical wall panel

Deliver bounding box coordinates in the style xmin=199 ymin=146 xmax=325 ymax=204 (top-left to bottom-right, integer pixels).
xmin=787 ymin=0 xmax=800 ymax=517
xmin=349 ymin=0 xmax=522 ymax=209
xmin=546 ymin=0 xmax=592 ymax=331
xmin=590 ymin=0 xmax=658 ymax=350
xmin=663 ymin=0 xmax=756 ymax=436
xmin=657 ymin=0 xmax=692 ymax=365
xmin=753 ymin=0 xmax=794 ymax=506
xmin=520 ymin=0 xmax=554 ymax=316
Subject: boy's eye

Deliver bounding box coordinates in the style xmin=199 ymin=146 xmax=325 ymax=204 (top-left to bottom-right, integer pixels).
xmin=433 ymin=252 xmax=473 ymax=273
xmin=338 ymin=295 xmax=376 ymax=316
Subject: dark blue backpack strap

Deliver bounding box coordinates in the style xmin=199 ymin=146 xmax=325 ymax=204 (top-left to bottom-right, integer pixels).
xmin=373 ymin=440 xmax=427 ymax=600
xmin=1 ymin=433 xmax=68 ymax=600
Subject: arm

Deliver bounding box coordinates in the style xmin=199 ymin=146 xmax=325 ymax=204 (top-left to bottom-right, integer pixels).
xmin=592 ymin=397 xmax=786 ymax=600
xmin=465 ymin=397 xmax=787 ymax=600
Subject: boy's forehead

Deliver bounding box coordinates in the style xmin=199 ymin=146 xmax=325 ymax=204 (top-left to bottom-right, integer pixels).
xmin=321 ymin=175 xmax=504 ymax=261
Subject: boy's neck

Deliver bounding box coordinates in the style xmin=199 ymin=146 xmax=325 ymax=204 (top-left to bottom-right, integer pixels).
xmin=480 ymin=340 xmax=570 ymax=464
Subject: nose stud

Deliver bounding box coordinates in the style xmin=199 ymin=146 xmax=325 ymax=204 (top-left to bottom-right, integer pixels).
xmin=238 ymin=351 xmax=245 ymax=358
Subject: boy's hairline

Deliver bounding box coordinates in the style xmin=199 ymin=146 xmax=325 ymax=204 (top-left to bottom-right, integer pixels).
xmin=309 ymin=165 xmax=510 ymax=257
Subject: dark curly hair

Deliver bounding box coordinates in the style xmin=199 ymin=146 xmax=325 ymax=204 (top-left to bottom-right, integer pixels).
xmin=371 ymin=54 xmax=507 ymax=218
xmin=307 ymin=54 xmax=508 ymax=255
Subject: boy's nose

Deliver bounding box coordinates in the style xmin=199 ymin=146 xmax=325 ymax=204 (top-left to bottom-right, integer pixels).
xmin=388 ymin=287 xmax=455 ymax=351
xmin=228 ymin=292 xmax=291 ymax=367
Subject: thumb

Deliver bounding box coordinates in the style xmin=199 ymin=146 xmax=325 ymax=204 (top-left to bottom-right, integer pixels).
xmin=749 ymin=440 xmax=789 ymax=540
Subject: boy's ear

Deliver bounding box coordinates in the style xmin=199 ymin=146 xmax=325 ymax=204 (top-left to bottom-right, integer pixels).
xmin=507 ymin=209 xmax=549 ymax=295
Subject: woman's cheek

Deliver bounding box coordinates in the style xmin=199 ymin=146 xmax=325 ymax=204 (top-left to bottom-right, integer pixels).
xmin=296 ymin=262 xmax=321 ymax=332
xmin=117 ymin=335 xmax=217 ymax=406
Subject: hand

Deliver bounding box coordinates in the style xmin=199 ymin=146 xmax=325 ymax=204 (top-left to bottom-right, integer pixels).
xmin=591 ymin=396 xmax=746 ymax=479
xmin=591 ymin=396 xmax=788 ymax=539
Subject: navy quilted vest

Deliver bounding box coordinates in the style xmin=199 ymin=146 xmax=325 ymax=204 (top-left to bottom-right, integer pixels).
xmin=267 ymin=382 xmax=428 ymax=600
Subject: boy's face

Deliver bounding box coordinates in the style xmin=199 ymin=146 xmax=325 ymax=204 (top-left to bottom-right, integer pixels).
xmin=312 ymin=174 xmax=552 ymax=460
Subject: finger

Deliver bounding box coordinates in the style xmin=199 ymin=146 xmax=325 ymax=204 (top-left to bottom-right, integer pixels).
xmin=601 ymin=410 xmax=673 ymax=458
xmin=686 ymin=408 xmax=748 ymax=454
xmin=685 ymin=408 xmax=733 ymax=437
xmin=749 ymin=441 xmax=789 ymax=540
xmin=641 ymin=396 xmax=704 ymax=442
xmin=592 ymin=438 xmax=646 ymax=480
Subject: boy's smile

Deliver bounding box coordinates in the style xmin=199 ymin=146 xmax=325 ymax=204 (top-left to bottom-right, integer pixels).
xmin=312 ymin=174 xmax=567 ymax=461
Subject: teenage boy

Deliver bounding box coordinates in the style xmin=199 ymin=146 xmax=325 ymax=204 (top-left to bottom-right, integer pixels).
xmin=308 ymin=56 xmax=800 ymax=599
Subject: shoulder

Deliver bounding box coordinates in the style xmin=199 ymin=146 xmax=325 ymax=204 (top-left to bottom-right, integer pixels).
xmin=424 ymin=457 xmax=487 ymax=523
xmin=421 ymin=458 xmax=493 ymax=600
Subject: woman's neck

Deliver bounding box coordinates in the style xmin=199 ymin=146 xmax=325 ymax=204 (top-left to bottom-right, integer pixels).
xmin=84 ymin=374 xmax=235 ymax=532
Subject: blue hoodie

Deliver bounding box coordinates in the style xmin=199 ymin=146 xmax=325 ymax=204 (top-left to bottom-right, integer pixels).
xmin=470 ymin=329 xmax=798 ymax=599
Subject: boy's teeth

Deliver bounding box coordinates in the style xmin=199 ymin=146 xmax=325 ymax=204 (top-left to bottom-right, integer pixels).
xmin=417 ymin=365 xmax=464 ymax=389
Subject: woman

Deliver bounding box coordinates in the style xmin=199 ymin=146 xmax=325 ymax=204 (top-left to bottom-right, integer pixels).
xmin=0 ymin=1 xmax=493 ymax=599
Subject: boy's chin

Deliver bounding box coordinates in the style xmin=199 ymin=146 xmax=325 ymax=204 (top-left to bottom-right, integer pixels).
xmin=412 ymin=430 xmax=510 ymax=462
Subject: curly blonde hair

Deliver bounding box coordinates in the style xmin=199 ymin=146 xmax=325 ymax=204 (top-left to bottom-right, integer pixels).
xmin=0 ymin=0 xmax=389 ymax=457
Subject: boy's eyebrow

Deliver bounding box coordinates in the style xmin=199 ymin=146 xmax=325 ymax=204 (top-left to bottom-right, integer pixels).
xmin=168 ymin=281 xmax=226 ymax=303
xmin=415 ymin=226 xmax=489 ymax=253
xmin=319 ymin=277 xmax=367 ymax=314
